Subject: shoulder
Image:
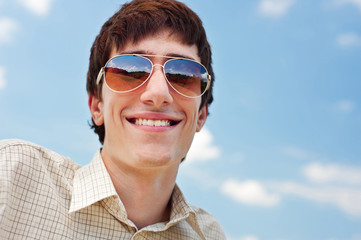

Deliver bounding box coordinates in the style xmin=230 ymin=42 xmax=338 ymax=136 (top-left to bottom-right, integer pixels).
xmin=1 ymin=138 xmax=62 ymax=159
xmin=0 ymin=139 xmax=80 ymax=183
xmin=191 ymin=205 xmax=226 ymax=240
xmin=0 ymin=138 xmax=55 ymax=159
xmin=0 ymin=139 xmax=46 ymax=167
xmin=1 ymin=138 xmax=76 ymax=163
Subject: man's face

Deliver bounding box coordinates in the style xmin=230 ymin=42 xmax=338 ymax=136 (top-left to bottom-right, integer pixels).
xmin=89 ymin=29 xmax=208 ymax=169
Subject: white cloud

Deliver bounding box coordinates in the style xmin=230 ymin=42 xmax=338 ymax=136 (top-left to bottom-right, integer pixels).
xmin=258 ymin=0 xmax=296 ymax=17
xmin=180 ymin=167 xmax=222 ymax=190
xmin=278 ymin=147 xmax=361 ymax=217
xmin=0 ymin=17 xmax=18 ymax=44
xmin=241 ymin=236 xmax=259 ymax=240
xmin=278 ymin=182 xmax=361 ymax=217
xmin=221 ymin=179 xmax=281 ymax=207
xmin=186 ymin=127 xmax=221 ymax=163
xmin=0 ymin=66 xmax=6 ymax=90
xmin=335 ymin=99 xmax=356 ymax=113
xmin=334 ymin=0 xmax=361 ymax=12
xmin=18 ymin=0 xmax=54 ymax=16
xmin=352 ymin=234 xmax=361 ymax=240
xmin=337 ymin=33 xmax=361 ymax=47
xmin=228 ymin=236 xmax=259 ymax=240
xmin=304 ymin=163 xmax=361 ymax=185
xmin=220 ymin=175 xmax=361 ymax=217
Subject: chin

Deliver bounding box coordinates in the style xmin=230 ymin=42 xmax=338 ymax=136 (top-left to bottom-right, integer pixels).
xmin=135 ymin=151 xmax=181 ymax=167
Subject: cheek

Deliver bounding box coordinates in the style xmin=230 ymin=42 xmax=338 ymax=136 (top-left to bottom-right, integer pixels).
xmin=101 ymin=93 xmax=121 ymax=126
xmin=102 ymin=97 xmax=113 ymax=117
xmin=185 ymin=104 xmax=202 ymax=132
xmin=187 ymin=99 xmax=202 ymax=122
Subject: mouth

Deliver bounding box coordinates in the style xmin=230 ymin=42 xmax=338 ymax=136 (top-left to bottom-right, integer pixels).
xmin=127 ymin=118 xmax=180 ymax=127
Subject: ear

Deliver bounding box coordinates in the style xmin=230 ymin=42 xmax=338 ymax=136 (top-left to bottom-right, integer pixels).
xmin=196 ymin=104 xmax=208 ymax=132
xmin=88 ymin=94 xmax=104 ymax=126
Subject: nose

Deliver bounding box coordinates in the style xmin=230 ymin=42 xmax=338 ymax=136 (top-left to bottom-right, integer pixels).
xmin=140 ymin=64 xmax=173 ymax=107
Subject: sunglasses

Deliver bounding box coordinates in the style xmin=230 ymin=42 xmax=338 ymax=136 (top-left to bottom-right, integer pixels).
xmin=96 ymin=54 xmax=211 ymax=98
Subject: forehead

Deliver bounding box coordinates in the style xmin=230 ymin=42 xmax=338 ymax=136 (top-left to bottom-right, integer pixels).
xmin=111 ymin=29 xmax=200 ymax=62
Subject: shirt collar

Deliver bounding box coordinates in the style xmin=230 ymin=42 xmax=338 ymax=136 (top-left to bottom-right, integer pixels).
xmin=69 ymin=151 xmax=206 ymax=238
xmin=69 ymin=150 xmax=118 ymax=213
xmin=166 ymin=185 xmax=206 ymax=239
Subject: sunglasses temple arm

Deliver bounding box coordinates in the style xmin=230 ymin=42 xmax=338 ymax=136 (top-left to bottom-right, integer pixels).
xmin=96 ymin=67 xmax=105 ymax=85
xmin=206 ymin=74 xmax=211 ymax=91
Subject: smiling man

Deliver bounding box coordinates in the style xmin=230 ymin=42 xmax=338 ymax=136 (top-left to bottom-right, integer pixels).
xmin=0 ymin=0 xmax=225 ymax=239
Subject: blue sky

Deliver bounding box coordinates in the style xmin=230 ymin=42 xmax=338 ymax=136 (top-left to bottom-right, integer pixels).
xmin=1 ymin=0 xmax=361 ymax=239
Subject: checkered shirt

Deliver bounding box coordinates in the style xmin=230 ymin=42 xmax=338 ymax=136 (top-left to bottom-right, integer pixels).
xmin=0 ymin=139 xmax=225 ymax=239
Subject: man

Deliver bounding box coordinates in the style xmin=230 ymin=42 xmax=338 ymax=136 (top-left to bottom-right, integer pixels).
xmin=0 ymin=0 xmax=225 ymax=239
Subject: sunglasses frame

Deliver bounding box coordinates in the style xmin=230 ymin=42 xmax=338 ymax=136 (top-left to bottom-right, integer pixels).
xmin=96 ymin=54 xmax=211 ymax=98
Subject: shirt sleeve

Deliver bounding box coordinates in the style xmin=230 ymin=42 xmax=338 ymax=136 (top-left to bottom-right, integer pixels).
xmin=0 ymin=140 xmax=21 ymax=230
xmin=0 ymin=139 xmax=75 ymax=239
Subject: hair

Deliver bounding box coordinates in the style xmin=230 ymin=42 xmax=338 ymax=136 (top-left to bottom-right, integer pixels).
xmin=86 ymin=0 xmax=214 ymax=144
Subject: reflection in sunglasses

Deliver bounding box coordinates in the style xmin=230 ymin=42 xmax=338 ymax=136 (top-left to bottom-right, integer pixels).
xmin=99 ymin=54 xmax=210 ymax=98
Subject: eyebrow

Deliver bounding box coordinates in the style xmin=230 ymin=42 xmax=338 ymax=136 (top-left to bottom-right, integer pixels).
xmin=120 ymin=50 xmax=197 ymax=61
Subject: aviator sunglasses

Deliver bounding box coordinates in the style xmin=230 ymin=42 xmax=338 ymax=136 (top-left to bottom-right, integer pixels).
xmin=96 ymin=54 xmax=211 ymax=98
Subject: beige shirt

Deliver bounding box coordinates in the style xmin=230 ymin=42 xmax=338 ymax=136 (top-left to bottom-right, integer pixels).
xmin=0 ymin=139 xmax=225 ymax=240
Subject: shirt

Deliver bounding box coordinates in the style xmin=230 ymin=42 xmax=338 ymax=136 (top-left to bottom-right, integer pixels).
xmin=0 ymin=139 xmax=225 ymax=240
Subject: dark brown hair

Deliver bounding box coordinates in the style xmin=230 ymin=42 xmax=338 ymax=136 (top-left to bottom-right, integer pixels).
xmin=86 ymin=0 xmax=214 ymax=144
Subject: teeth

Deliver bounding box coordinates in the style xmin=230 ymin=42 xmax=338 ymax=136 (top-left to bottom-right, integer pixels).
xmin=134 ymin=118 xmax=171 ymax=127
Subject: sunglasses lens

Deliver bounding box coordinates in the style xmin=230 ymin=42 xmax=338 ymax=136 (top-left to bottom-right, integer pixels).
xmin=164 ymin=59 xmax=208 ymax=97
xmin=103 ymin=55 xmax=209 ymax=97
xmin=104 ymin=55 xmax=152 ymax=92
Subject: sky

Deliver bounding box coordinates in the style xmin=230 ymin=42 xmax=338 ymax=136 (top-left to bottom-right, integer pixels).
xmin=0 ymin=0 xmax=361 ymax=239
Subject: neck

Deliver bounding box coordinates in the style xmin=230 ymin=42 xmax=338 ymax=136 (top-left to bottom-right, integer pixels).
xmin=101 ymin=151 xmax=180 ymax=229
